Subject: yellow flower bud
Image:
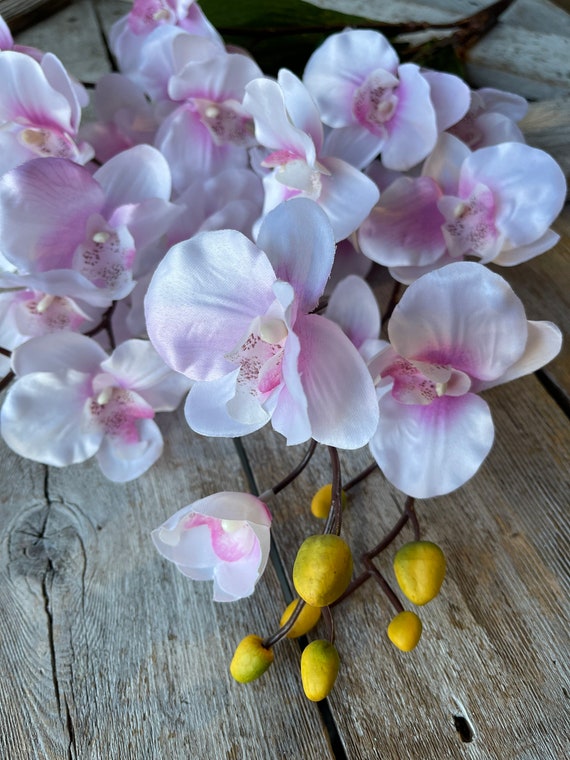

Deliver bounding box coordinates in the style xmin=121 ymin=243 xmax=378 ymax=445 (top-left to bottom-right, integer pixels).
xmin=293 ymin=534 xmax=353 ymax=608
xmin=393 ymin=541 xmax=446 ymax=606
xmin=230 ymin=634 xmax=274 ymax=683
xmin=280 ymin=598 xmax=322 ymax=638
xmin=387 ymin=610 xmax=423 ymax=652
xmin=301 ymin=639 xmax=340 ymax=701
xmin=310 ymin=484 xmax=348 ymax=519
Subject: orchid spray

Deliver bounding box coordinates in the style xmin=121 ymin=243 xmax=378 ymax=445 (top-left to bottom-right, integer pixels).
xmin=0 ymin=0 xmax=565 ymax=703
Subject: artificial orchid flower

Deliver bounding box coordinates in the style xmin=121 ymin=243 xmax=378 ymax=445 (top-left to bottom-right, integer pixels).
xmin=110 ymin=0 xmax=222 ymax=96
xmin=367 ymin=262 xmax=562 ymax=498
xmin=243 ymin=69 xmax=379 ymax=242
xmin=110 ymin=167 xmax=263 ymax=342
xmin=0 ymin=145 xmax=181 ymax=306
xmin=358 ymin=134 xmax=567 ymax=282
xmin=0 ymin=333 xmax=191 ymax=481
xmin=155 ymin=46 xmax=262 ymax=193
xmin=145 ymin=197 xmax=379 ymax=447
xmin=0 ymin=50 xmax=93 ymax=173
xmin=0 ymin=289 xmax=100 ymax=355
xmin=78 ymin=73 xmax=159 ymax=163
xmin=152 ymin=492 xmax=272 ymax=602
xmin=448 ymin=86 xmax=528 ymax=149
xmin=303 ymin=29 xmax=470 ymax=171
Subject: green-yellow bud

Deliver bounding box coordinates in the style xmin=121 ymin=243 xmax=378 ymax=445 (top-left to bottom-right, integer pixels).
xmin=293 ymin=534 xmax=353 ymax=608
xmin=387 ymin=610 xmax=423 ymax=652
xmin=310 ymin=484 xmax=348 ymax=519
xmin=393 ymin=541 xmax=446 ymax=606
xmin=230 ymin=634 xmax=274 ymax=683
xmin=301 ymin=639 xmax=340 ymax=701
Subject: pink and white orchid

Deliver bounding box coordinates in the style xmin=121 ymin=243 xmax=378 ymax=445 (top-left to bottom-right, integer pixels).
xmin=367 ymin=262 xmax=562 ymax=498
xmin=155 ymin=46 xmax=262 ymax=193
xmin=0 ymin=50 xmax=93 ymax=173
xmin=152 ymin=492 xmax=272 ymax=602
xmin=243 ymin=69 xmax=379 ymax=242
xmin=145 ymin=197 xmax=379 ymax=447
xmin=358 ymin=134 xmax=567 ymax=282
xmin=303 ymin=29 xmax=470 ymax=171
xmin=0 ymin=145 xmax=181 ymax=306
xmin=110 ymin=0 xmax=222 ymax=97
xmin=0 ymin=333 xmax=191 ymax=481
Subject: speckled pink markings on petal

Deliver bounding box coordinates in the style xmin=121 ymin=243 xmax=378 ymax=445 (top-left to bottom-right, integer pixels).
xmin=17 ymin=127 xmax=83 ymax=161
xmin=439 ymin=182 xmax=502 ymax=260
xmin=89 ymin=378 xmax=154 ymax=444
xmin=72 ymin=214 xmax=135 ymax=295
xmin=193 ymin=98 xmax=255 ymax=147
xmin=224 ymin=315 xmax=288 ymax=399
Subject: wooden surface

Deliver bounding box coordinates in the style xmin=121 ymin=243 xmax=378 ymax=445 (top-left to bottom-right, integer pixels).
xmin=1 ymin=1 xmax=569 ymax=758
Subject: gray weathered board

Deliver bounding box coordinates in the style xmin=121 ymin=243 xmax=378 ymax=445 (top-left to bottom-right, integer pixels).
xmin=1 ymin=1 xmax=569 ymax=758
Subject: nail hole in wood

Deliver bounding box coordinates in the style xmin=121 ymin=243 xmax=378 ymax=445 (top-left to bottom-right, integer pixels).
xmin=453 ymin=714 xmax=474 ymax=743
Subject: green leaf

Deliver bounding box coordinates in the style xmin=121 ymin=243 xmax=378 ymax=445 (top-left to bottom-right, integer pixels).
xmin=198 ymin=0 xmax=394 ymax=75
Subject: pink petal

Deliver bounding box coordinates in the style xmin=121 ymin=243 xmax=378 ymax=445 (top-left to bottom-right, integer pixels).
xmin=382 ymin=64 xmax=437 ymax=170
xmin=459 ymin=142 xmax=566 ymax=247
xmin=295 ymin=313 xmax=379 ymax=448
xmin=370 ymin=390 xmax=494 ymax=498
xmin=0 ymin=157 xmax=104 ymax=272
xmin=303 ymin=29 xmax=399 ymax=128
xmin=256 ymin=197 xmax=335 ymax=314
xmin=95 ymin=417 xmax=163 ymax=481
xmin=358 ymin=176 xmax=446 ymax=267
xmin=145 ymin=229 xmax=278 ymax=380
xmin=420 ymin=69 xmax=470 ymax=132
xmin=387 ymin=262 xmax=528 ymax=381
xmin=325 ymin=275 xmax=380 ymax=349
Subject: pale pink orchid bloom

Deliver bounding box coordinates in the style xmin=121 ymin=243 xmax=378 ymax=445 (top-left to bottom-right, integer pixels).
xmin=448 ymin=86 xmax=528 ymax=149
xmin=0 ymin=333 xmax=191 ymax=481
xmin=0 ymin=145 xmax=181 ymax=306
xmin=78 ymin=73 xmax=159 ymax=163
xmin=243 ymin=69 xmax=379 ymax=242
xmin=152 ymin=492 xmax=272 ymax=602
xmin=303 ymin=29 xmax=470 ymax=171
xmin=155 ymin=47 xmax=262 ymax=193
xmin=0 ymin=289 xmax=101 ymax=354
xmin=0 ymin=50 xmax=93 ymax=173
xmin=358 ymin=133 xmax=567 ymax=283
xmin=367 ymin=262 xmax=562 ymax=498
xmin=110 ymin=167 xmax=264 ymax=342
xmin=110 ymin=0 xmax=222 ymax=97
xmin=145 ymin=197 xmax=379 ymax=448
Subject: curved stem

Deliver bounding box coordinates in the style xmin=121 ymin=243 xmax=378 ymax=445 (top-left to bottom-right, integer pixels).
xmin=323 ymin=446 xmax=342 ymax=536
xmin=0 ymin=370 xmax=15 ymax=394
xmin=275 ymin=439 xmax=318 ymax=496
xmin=262 ymin=598 xmax=306 ymax=649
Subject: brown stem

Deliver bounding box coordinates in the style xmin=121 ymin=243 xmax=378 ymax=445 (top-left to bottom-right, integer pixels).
xmin=323 ymin=446 xmax=342 ymax=536
xmin=0 ymin=370 xmax=15 ymax=393
xmin=262 ymin=597 xmax=307 ymax=649
xmin=322 ymin=606 xmax=335 ymax=646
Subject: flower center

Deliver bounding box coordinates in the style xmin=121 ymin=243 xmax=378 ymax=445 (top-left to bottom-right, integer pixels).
xmin=439 ymin=183 xmax=503 ymax=261
xmin=72 ymin=214 xmax=135 ymax=298
xmin=353 ymin=69 xmax=399 ymax=137
xmin=225 ymin=315 xmax=288 ymax=399
xmin=89 ymin=373 xmax=154 ymax=443
xmin=18 ymin=127 xmax=80 ymax=161
xmin=262 ymin=150 xmax=330 ymax=201
xmin=382 ymin=357 xmax=471 ymax=405
xmin=194 ymin=98 xmax=256 ymax=147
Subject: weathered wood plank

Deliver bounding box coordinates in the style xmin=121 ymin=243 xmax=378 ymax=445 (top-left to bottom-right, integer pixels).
xmin=0 ymin=405 xmax=336 ymax=759
xmin=13 ymin=0 xmax=112 ymax=84
xmin=241 ymin=373 xmax=569 ymax=758
xmin=493 ymin=204 xmax=570 ymax=405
